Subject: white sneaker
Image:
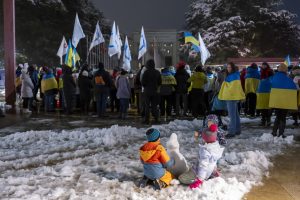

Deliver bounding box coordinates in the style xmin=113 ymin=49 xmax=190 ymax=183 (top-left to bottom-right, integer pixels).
xmin=23 ymin=109 xmax=32 ymax=114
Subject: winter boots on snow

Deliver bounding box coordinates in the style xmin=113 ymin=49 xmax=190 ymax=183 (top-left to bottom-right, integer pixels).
xmin=138 ymin=176 xmax=167 ymax=190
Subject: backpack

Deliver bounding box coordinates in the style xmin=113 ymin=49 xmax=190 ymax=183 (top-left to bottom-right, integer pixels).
xmin=95 ymin=75 xmax=106 ymax=86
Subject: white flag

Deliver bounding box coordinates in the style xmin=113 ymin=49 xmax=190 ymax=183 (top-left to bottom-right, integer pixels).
xmin=153 ymin=37 xmax=164 ymax=68
xmin=108 ymin=21 xmax=119 ymax=57
xmin=198 ymin=33 xmax=211 ymax=66
xmin=89 ymin=21 xmax=105 ymax=51
xmin=72 ymin=13 xmax=86 ymax=48
xmin=116 ymin=25 xmax=123 ymax=59
xmin=56 ymin=36 xmax=68 ymax=64
xmin=138 ymin=26 xmax=147 ymax=60
xmin=122 ymin=36 xmax=132 ymax=72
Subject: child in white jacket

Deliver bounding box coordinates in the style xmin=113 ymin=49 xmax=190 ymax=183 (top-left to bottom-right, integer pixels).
xmin=179 ymin=123 xmax=224 ymax=189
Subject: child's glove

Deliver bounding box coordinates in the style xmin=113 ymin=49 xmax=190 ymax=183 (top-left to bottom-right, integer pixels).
xmin=189 ymin=178 xmax=203 ymax=189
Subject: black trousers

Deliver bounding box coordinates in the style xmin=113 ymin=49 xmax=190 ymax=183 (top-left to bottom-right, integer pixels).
xmin=80 ymin=94 xmax=91 ymax=114
xmin=160 ymin=94 xmax=173 ymax=117
xmin=144 ymin=94 xmax=160 ymax=121
xmin=261 ymin=109 xmax=272 ymax=124
xmin=272 ymin=109 xmax=288 ymax=136
xmin=245 ymin=93 xmax=257 ymax=116
xmin=204 ymin=91 xmax=213 ymax=114
xmin=110 ymin=89 xmax=119 ymax=112
xmin=190 ymin=89 xmax=205 ymax=118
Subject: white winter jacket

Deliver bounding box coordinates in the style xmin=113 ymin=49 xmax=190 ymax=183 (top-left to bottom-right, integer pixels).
xmin=193 ymin=141 xmax=224 ymax=180
xmin=21 ymin=71 xmax=34 ymax=98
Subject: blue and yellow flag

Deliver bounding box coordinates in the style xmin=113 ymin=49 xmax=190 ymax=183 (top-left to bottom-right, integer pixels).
xmin=284 ymin=55 xmax=291 ymax=67
xmin=184 ymin=32 xmax=200 ymax=52
xmin=65 ymin=40 xmax=73 ymax=68
xmin=218 ymin=71 xmax=245 ymax=101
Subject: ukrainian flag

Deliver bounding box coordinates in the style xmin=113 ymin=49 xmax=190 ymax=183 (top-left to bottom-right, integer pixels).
xmin=218 ymin=71 xmax=245 ymax=101
xmin=41 ymin=73 xmax=58 ymax=93
xmin=184 ymin=32 xmax=200 ymax=46
xmin=256 ymin=77 xmax=272 ymax=109
xmin=65 ymin=40 xmax=73 ymax=68
xmin=284 ymin=55 xmax=291 ymax=67
xmin=72 ymin=47 xmax=80 ymax=67
xmin=245 ymin=67 xmax=260 ymax=95
xmin=269 ymin=72 xmax=297 ymax=110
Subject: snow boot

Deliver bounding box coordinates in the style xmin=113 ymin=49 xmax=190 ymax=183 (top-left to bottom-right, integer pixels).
xmin=152 ymin=179 xmax=167 ymax=190
xmin=138 ymin=176 xmax=151 ymax=188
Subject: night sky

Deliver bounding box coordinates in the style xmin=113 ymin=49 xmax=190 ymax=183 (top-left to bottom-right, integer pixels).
xmin=91 ymin=0 xmax=300 ymax=34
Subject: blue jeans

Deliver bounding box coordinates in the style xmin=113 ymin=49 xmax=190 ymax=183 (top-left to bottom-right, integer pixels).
xmin=119 ymin=98 xmax=130 ymax=116
xmin=226 ymin=100 xmax=241 ymax=135
xmin=44 ymin=94 xmax=55 ymax=112
xmin=96 ymin=93 xmax=108 ymax=117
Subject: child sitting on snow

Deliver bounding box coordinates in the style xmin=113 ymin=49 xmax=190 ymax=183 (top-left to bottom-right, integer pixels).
xmin=179 ymin=124 xmax=224 ymax=189
xmin=195 ymin=114 xmax=227 ymax=145
xmin=139 ymin=128 xmax=175 ymax=190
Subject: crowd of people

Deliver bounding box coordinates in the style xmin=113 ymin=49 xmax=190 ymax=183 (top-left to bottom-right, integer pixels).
xmin=5 ymin=59 xmax=300 ymax=137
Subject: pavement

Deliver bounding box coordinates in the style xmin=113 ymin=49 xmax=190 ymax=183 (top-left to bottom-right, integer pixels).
xmin=1 ymin=109 xmax=300 ymax=200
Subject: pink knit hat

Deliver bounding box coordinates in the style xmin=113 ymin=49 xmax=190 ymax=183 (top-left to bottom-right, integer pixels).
xmin=202 ymin=124 xmax=218 ymax=143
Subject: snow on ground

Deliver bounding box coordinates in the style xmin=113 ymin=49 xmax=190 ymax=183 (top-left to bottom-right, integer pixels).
xmin=0 ymin=118 xmax=296 ymax=200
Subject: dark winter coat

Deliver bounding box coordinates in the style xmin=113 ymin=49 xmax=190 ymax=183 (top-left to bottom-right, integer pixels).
xmin=175 ymin=68 xmax=190 ymax=94
xmin=142 ymin=66 xmax=162 ymax=96
xmin=93 ymin=66 xmax=113 ymax=95
xmin=62 ymin=67 xmax=76 ymax=95
xmin=78 ymin=73 xmax=93 ymax=98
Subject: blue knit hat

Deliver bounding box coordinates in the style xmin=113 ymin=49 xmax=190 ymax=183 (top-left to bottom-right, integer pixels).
xmin=146 ymin=128 xmax=160 ymax=142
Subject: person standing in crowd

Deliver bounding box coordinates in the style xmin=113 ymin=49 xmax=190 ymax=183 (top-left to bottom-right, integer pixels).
xmin=62 ymin=65 xmax=76 ymax=115
xmin=219 ymin=62 xmax=245 ymax=138
xmin=15 ymin=64 xmax=23 ymax=103
xmin=174 ymin=61 xmax=190 ymax=117
xmin=256 ymin=62 xmax=274 ymax=126
xmin=141 ymin=59 xmax=162 ymax=124
xmin=93 ymin=62 xmax=113 ymax=118
xmin=269 ymin=63 xmax=298 ymax=138
xmin=78 ymin=66 xmax=93 ymax=115
xmin=56 ymin=67 xmax=64 ymax=110
xmin=204 ymin=67 xmax=215 ymax=114
xmin=134 ymin=65 xmax=145 ymax=115
xmin=128 ymin=72 xmax=135 ymax=107
xmin=290 ymin=66 xmax=300 ymax=126
xmin=188 ymin=65 xmax=207 ymax=118
xmin=159 ymin=67 xmax=177 ymax=120
xmin=116 ymin=69 xmax=131 ymax=119
xmin=110 ymin=68 xmax=120 ymax=113
xmin=21 ymin=66 xmax=34 ymax=113
xmin=28 ymin=65 xmax=39 ymax=102
xmin=41 ymin=68 xmax=58 ymax=113
xmin=244 ymin=63 xmax=260 ymax=117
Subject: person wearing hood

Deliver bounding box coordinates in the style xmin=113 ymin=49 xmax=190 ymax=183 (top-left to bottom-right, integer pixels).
xmin=93 ymin=62 xmax=113 ymax=117
xmin=141 ymin=59 xmax=162 ymax=124
xmin=218 ymin=62 xmax=245 ymax=138
xmin=269 ymin=63 xmax=298 ymax=138
xmin=188 ymin=65 xmax=208 ymax=118
xmin=174 ymin=61 xmax=190 ymax=116
xmin=256 ymin=62 xmax=274 ymax=126
xmin=78 ymin=66 xmax=93 ymax=115
xmin=21 ymin=67 xmax=34 ymax=113
xmin=159 ymin=67 xmax=177 ymax=119
xmin=116 ymin=69 xmax=131 ymax=119
xmin=41 ymin=67 xmax=58 ymax=112
xmin=244 ymin=63 xmax=260 ymax=117
xmin=179 ymin=123 xmax=224 ymax=189
xmin=62 ymin=66 xmax=76 ymax=114
xmin=204 ymin=67 xmax=215 ymax=114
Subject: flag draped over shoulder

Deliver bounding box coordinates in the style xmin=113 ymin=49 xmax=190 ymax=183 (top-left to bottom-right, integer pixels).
xmin=218 ymin=71 xmax=245 ymax=101
xmin=56 ymin=36 xmax=68 ymax=64
xmin=198 ymin=33 xmax=211 ymax=66
xmin=108 ymin=21 xmax=119 ymax=57
xmin=138 ymin=26 xmax=147 ymax=60
xmin=72 ymin=13 xmax=85 ymax=48
xmin=89 ymin=21 xmax=105 ymax=51
xmin=122 ymin=36 xmax=131 ymax=72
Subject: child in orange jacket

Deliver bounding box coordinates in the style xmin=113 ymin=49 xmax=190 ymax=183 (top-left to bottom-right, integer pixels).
xmin=139 ymin=128 xmax=174 ymax=190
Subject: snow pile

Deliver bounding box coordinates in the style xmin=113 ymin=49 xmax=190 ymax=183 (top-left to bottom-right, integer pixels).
xmin=0 ymin=119 xmax=295 ymax=200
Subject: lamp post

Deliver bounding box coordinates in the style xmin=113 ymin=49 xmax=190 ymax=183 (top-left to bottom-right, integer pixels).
xmin=3 ymin=0 xmax=16 ymax=107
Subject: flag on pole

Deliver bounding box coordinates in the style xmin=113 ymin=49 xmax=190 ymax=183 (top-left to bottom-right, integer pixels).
xmin=72 ymin=13 xmax=86 ymax=48
xmin=57 ymin=36 xmax=68 ymax=64
xmin=198 ymin=32 xmax=211 ymax=66
xmin=89 ymin=21 xmax=105 ymax=51
xmin=153 ymin=37 xmax=163 ymax=69
xmin=72 ymin=48 xmax=80 ymax=67
xmin=138 ymin=26 xmax=147 ymax=60
xmin=122 ymin=36 xmax=132 ymax=72
xmin=108 ymin=21 xmax=119 ymax=57
xmin=117 ymin=25 xmax=123 ymax=59
xmin=65 ymin=40 xmax=74 ymax=67
xmin=284 ymin=55 xmax=291 ymax=66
